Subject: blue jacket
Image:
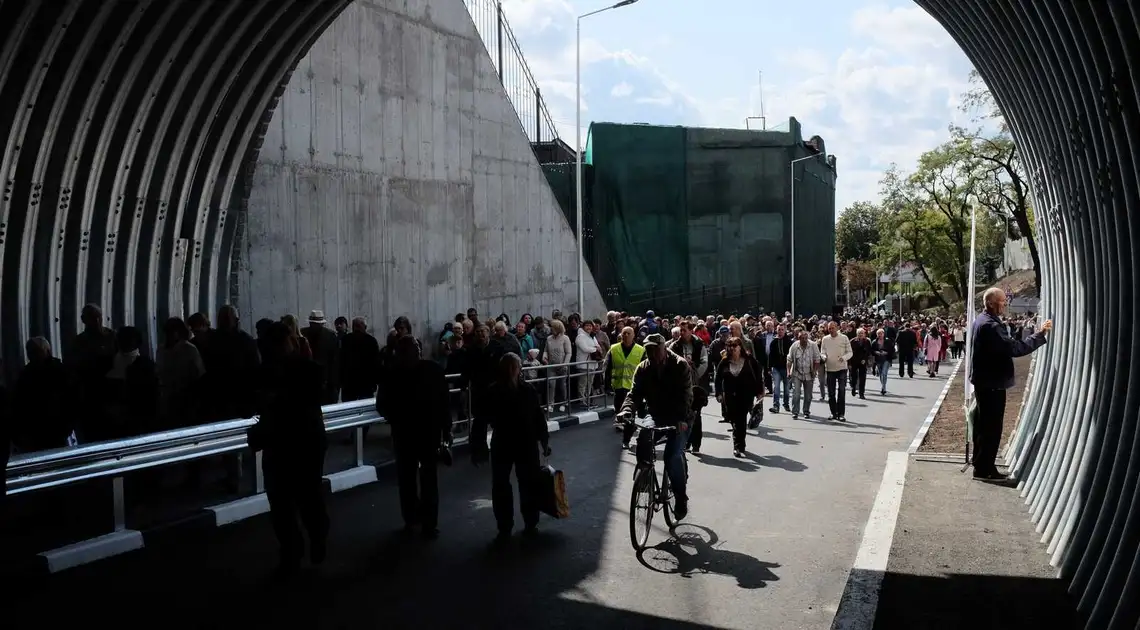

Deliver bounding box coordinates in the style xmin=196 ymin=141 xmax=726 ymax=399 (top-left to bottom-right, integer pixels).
xmin=968 ymin=311 xmax=1046 ymax=390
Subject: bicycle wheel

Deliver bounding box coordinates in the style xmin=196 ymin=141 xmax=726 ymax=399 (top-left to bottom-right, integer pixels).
xmin=629 ymin=466 xmax=656 ymax=551
xmin=661 ymin=468 xmax=677 ymax=529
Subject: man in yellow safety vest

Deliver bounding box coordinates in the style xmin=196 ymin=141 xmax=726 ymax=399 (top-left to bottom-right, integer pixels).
xmin=605 ymin=326 xmax=645 ymax=449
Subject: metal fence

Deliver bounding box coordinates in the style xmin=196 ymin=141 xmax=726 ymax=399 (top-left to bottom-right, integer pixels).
xmin=463 ymin=0 xmax=562 ymax=145
xmin=4 ymin=360 xmax=608 ymax=542
xmin=618 ymin=284 xmax=773 ymax=317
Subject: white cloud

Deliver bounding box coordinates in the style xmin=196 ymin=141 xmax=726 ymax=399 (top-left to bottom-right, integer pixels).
xmin=610 ymin=81 xmax=634 ymax=97
xmin=497 ymin=1 xmax=975 ymax=212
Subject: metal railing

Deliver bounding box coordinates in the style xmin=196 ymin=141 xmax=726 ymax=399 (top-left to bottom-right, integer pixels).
xmin=616 ymin=283 xmax=773 ymax=316
xmin=463 ymin=0 xmax=562 ymax=146
xmin=4 ymin=359 xmax=608 ymax=539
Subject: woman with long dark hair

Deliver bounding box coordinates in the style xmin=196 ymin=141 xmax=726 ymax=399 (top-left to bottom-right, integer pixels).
xmin=249 ymin=322 xmax=329 ymax=575
xmin=714 ymin=337 xmax=764 ymax=458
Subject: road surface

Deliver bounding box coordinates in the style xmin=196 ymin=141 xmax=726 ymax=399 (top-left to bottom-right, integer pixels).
xmin=14 ymin=370 xmax=951 ymax=629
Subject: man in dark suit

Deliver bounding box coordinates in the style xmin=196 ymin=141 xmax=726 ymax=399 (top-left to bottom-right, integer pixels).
xmin=969 ymin=288 xmax=1052 ymax=481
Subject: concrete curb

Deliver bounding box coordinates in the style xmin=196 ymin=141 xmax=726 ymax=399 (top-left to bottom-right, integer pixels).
xmin=32 ymin=407 xmax=614 ymax=575
xmin=906 ymin=358 xmax=964 ymax=454
xmin=831 ymin=359 xmax=966 ymax=630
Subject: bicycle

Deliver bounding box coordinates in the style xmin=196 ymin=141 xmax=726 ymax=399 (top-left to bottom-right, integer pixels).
xmin=623 ymin=414 xmax=689 ymax=552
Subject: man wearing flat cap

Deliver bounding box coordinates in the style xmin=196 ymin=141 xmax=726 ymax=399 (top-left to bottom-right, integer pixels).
xmin=618 ymin=333 xmax=693 ymax=520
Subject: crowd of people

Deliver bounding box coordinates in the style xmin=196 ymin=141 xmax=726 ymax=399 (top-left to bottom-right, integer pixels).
xmin=0 ymin=297 xmax=1048 ymax=574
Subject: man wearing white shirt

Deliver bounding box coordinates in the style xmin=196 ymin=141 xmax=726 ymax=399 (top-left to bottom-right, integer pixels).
xmin=820 ymin=321 xmax=854 ymax=422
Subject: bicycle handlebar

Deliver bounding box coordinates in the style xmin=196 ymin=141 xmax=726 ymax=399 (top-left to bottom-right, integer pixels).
xmin=620 ymin=414 xmax=679 ymax=431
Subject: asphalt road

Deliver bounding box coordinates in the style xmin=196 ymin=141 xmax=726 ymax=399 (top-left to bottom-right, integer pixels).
xmin=13 ymin=370 xmax=950 ymax=630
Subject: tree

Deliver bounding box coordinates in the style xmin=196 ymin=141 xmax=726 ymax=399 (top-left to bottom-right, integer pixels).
xmin=873 ymin=165 xmax=954 ymax=309
xmin=908 ymin=141 xmax=984 ymax=301
xmin=961 ymin=69 xmax=1007 ymax=132
xmin=842 ymin=260 xmax=877 ymax=292
xmin=953 ymin=71 xmax=1041 ymax=290
xmin=835 ymin=201 xmax=886 ymax=262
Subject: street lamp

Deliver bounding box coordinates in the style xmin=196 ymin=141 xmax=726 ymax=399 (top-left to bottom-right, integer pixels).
xmin=576 ymin=0 xmax=640 ymax=313
xmin=789 ymin=153 xmax=823 ymax=315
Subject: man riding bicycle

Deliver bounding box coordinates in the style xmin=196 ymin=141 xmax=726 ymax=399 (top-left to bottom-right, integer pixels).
xmin=617 ymin=333 xmax=693 ymax=519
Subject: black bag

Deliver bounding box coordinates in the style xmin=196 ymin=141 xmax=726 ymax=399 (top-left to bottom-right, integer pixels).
xmin=437 ymin=442 xmax=453 ymax=467
xmin=692 ymin=386 xmax=710 ymax=411
xmin=747 ymin=403 xmax=764 ymax=429
xmin=536 ymin=463 xmax=570 ymax=519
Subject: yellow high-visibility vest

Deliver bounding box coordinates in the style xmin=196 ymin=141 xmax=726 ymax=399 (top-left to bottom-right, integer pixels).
xmin=609 ymin=342 xmax=645 ymax=390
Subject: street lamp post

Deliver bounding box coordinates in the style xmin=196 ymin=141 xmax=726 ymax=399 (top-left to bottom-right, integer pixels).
xmin=789 ymin=153 xmax=822 ymax=315
xmin=576 ymin=0 xmax=640 ymax=313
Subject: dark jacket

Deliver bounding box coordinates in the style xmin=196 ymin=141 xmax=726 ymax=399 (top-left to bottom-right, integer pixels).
xmin=666 ymin=335 xmax=706 ymax=386
xmin=379 ymin=359 xmax=450 ymax=444
xmin=870 ymin=338 xmax=896 ymax=363
xmin=619 ymin=351 xmax=693 ymax=427
xmin=100 ymin=355 xmax=160 ymax=441
xmin=714 ymin=355 xmax=764 ymax=418
xmin=462 ymin=343 xmax=504 ymax=417
xmin=250 ymin=354 xmax=327 ymax=459
xmin=12 ymin=358 xmax=73 ymax=451
xmin=850 ymin=337 xmax=872 ymax=367
xmin=303 ymin=326 xmax=341 ymax=389
xmin=969 ymin=311 xmax=1047 ymax=390
xmin=339 ymin=330 xmax=381 ymax=395
xmin=198 ymin=328 xmax=261 ymax=421
xmin=472 ymin=379 xmax=549 ymax=453
xmin=766 ymin=335 xmax=794 ymax=372
xmin=896 ymin=329 xmax=919 ymax=355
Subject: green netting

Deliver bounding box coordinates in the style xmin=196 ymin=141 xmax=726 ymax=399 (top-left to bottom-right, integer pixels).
xmin=542 ymin=119 xmax=838 ymax=316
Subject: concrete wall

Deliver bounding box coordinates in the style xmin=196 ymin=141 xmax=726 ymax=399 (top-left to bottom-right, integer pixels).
xmin=237 ymin=0 xmax=606 ymax=336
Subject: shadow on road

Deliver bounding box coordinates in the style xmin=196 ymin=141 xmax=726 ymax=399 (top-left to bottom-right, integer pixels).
xmin=753 ymin=425 xmax=801 ymax=445
xmin=637 ymin=523 xmax=781 ymax=589
xmin=695 ymin=452 xmax=808 ymax=473
xmin=869 ymin=568 xmax=1078 ymax=630
xmin=11 ymin=423 xmax=660 ymax=629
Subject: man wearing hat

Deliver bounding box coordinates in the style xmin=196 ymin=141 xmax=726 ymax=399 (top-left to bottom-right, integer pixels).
xmin=304 ymin=310 xmax=341 ymax=405
xmin=617 ymin=333 xmax=694 ymax=520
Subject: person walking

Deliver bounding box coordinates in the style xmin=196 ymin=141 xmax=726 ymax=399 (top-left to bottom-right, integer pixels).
xmin=820 ymin=322 xmax=853 ymax=422
xmin=714 ymin=337 xmax=764 ymax=457
xmin=471 ymin=353 xmax=551 ymax=544
xmin=896 ymin=323 xmax=918 ymax=378
xmin=849 ymin=328 xmax=871 ymax=400
xmin=969 ymin=288 xmax=1052 ymax=481
xmin=870 ymin=329 xmax=896 ymax=395
xmin=787 ymin=329 xmax=821 ymax=419
xmin=248 ymin=322 xmax=329 ymax=575
xmin=924 ymin=328 xmax=943 ymax=377
xmin=380 ymin=335 xmax=451 ymax=539
xmin=606 ymin=326 xmax=646 ymax=449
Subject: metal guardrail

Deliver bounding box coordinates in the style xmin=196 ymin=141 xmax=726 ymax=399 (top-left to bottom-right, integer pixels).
xmin=4 ymin=359 xmax=609 ymax=498
xmin=464 ymin=0 xmax=562 ymax=146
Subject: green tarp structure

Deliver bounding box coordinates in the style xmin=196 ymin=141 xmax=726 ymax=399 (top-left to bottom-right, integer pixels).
xmin=542 ymin=118 xmax=838 ymax=316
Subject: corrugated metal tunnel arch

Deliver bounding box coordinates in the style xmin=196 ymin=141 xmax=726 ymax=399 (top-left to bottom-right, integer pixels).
xmin=0 ymin=0 xmax=351 ymax=364
xmin=0 ymin=0 xmax=1138 ymax=626
xmin=916 ymin=1 xmax=1139 ymax=628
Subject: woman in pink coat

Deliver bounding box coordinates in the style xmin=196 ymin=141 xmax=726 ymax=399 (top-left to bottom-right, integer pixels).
xmin=924 ymin=330 xmax=943 ymax=377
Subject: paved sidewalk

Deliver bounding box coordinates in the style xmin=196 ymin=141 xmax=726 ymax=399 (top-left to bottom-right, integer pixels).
xmin=873 ymin=459 xmax=1079 ymax=629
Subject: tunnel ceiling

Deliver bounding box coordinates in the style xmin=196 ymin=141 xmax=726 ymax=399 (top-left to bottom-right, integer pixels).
xmin=0 ymin=0 xmax=351 ymax=365
xmin=0 ymin=1 xmax=1138 ymax=627
xmin=913 ymin=2 xmax=1137 ymax=629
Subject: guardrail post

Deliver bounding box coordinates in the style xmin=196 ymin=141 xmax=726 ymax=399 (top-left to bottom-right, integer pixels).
xmin=535 ymin=87 xmax=542 ymax=141
xmin=112 ymin=476 xmax=126 ymax=532
xmin=585 ymin=362 xmax=592 ymax=408
xmin=255 ymin=450 xmax=265 ymax=494
xmin=354 ymin=427 xmax=365 ymax=467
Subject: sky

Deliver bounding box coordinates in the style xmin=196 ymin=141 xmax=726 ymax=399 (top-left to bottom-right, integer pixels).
xmin=497 ymin=0 xmax=979 ymax=214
